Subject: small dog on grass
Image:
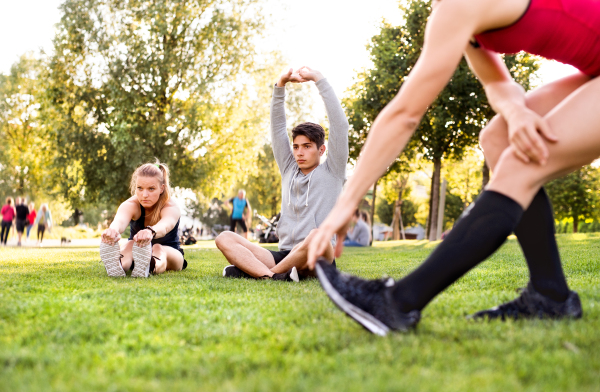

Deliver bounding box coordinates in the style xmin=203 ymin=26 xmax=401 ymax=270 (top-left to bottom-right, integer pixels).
xmin=61 ymin=237 xmax=71 ymax=246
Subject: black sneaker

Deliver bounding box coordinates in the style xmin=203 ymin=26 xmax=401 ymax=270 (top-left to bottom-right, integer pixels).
xmin=315 ymin=258 xmax=420 ymax=336
xmin=271 ymin=267 xmax=299 ymax=282
xmin=222 ymin=265 xmax=255 ymax=279
xmin=469 ymin=282 xmax=583 ymax=320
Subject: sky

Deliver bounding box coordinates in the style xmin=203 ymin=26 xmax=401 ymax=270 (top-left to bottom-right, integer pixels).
xmin=0 ymin=0 xmax=579 ymax=98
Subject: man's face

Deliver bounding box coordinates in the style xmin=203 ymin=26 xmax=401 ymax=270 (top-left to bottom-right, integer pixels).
xmin=292 ymin=135 xmax=325 ymax=171
xmin=238 ymin=191 xmax=244 ymax=199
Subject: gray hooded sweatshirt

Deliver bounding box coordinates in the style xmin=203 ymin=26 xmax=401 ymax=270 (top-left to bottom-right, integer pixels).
xmin=271 ymin=79 xmax=349 ymax=251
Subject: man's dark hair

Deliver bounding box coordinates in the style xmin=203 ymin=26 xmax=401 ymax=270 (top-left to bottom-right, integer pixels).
xmin=291 ymin=122 xmax=325 ymax=148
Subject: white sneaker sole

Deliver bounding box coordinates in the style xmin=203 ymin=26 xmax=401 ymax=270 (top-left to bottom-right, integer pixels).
xmin=290 ymin=267 xmax=299 ymax=283
xmin=223 ymin=265 xmax=233 ymax=277
xmin=131 ymin=243 xmax=152 ymax=278
xmin=99 ymin=242 xmax=126 ymax=277
xmin=315 ymin=263 xmax=389 ymax=336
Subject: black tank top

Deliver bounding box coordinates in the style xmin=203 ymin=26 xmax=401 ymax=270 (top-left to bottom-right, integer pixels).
xmin=129 ymin=203 xmax=181 ymax=250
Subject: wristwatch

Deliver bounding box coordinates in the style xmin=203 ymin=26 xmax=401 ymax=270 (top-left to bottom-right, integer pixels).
xmin=145 ymin=226 xmax=156 ymax=239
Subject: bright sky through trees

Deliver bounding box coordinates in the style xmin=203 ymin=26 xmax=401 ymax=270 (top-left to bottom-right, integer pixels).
xmin=0 ymin=0 xmax=578 ymax=96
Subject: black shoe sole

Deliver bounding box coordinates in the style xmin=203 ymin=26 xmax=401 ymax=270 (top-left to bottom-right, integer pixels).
xmin=316 ymin=261 xmax=390 ymax=336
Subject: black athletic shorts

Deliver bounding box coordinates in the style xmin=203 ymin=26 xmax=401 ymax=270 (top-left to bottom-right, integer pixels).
xmin=268 ymin=249 xmax=336 ymax=268
xmin=230 ymin=218 xmax=247 ymax=233
xmin=16 ymin=218 xmax=27 ymax=232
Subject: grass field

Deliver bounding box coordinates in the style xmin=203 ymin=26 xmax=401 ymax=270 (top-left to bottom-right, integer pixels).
xmin=1 ymin=234 xmax=599 ymax=391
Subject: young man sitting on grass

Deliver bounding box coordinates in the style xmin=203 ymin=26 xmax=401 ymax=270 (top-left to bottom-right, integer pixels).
xmin=216 ymin=66 xmax=349 ymax=282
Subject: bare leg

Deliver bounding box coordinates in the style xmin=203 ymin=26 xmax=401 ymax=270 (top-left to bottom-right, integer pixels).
xmin=151 ymin=243 xmax=185 ymax=274
xmin=120 ymin=240 xmax=134 ymax=271
xmin=489 ymin=75 xmax=600 ymax=207
xmin=215 ymin=231 xmax=277 ymax=278
xmin=271 ymin=229 xmax=334 ymax=276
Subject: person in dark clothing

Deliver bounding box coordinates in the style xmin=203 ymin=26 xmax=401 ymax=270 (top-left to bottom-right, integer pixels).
xmin=99 ymin=161 xmax=187 ymax=278
xmin=15 ymin=197 xmax=29 ymax=246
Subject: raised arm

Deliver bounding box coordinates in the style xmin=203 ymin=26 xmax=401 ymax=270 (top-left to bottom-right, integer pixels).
xmin=465 ymin=45 xmax=557 ymax=164
xmin=298 ymin=68 xmax=349 ymax=179
xmin=270 ymin=69 xmax=297 ymax=174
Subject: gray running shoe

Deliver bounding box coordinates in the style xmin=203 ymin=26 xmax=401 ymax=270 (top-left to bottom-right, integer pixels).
xmin=222 ymin=265 xmax=255 ymax=279
xmin=131 ymin=243 xmax=152 ymax=278
xmin=316 ymin=258 xmax=420 ymax=336
xmin=99 ymin=242 xmax=126 ymax=277
xmin=469 ymin=282 xmax=583 ymax=320
xmin=271 ymin=267 xmax=299 ymax=282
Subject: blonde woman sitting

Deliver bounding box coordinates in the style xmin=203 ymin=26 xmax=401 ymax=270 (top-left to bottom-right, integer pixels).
xmin=99 ymin=161 xmax=187 ymax=277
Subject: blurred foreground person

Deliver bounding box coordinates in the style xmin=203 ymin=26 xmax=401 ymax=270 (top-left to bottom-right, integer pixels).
xmin=33 ymin=204 xmax=53 ymax=246
xmin=99 ymin=161 xmax=187 ymax=277
xmin=216 ymin=66 xmax=349 ymax=282
xmin=308 ymin=0 xmax=593 ymax=335
xmin=1 ymin=197 xmax=15 ymax=245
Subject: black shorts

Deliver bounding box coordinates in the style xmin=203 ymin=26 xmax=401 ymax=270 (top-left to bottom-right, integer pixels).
xmin=16 ymin=219 xmax=27 ymax=232
xmin=230 ymin=218 xmax=247 ymax=232
xmin=268 ymin=249 xmax=336 ymax=268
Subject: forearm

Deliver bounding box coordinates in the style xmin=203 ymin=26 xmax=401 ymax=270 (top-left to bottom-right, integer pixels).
xmin=109 ymin=217 xmax=130 ymax=234
xmin=317 ymin=79 xmax=349 ymax=174
xmin=149 ymin=219 xmax=176 ymax=239
xmin=484 ymin=80 xmax=527 ymax=122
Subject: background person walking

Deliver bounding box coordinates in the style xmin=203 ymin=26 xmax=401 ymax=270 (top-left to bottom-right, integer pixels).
xmin=26 ymin=202 xmax=36 ymax=241
xmin=15 ymin=197 xmax=29 ymax=246
xmin=33 ymin=204 xmax=53 ymax=246
xmin=225 ymin=190 xmax=251 ymax=239
xmin=1 ymin=197 xmax=15 ymax=246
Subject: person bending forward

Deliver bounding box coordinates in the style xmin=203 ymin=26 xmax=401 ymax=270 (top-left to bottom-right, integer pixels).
xmin=216 ymin=66 xmax=349 ymax=282
xmin=99 ymin=161 xmax=187 ymax=278
xmin=307 ymin=0 xmax=597 ymax=335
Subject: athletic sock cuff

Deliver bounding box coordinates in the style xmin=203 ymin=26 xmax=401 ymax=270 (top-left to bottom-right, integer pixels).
xmin=478 ymin=190 xmax=524 ymax=223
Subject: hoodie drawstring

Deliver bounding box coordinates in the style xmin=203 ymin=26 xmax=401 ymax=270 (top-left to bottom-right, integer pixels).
xmin=305 ymin=170 xmax=315 ymax=207
xmin=288 ymin=170 xmax=299 ymax=206
xmin=287 ymin=169 xmax=316 ymax=207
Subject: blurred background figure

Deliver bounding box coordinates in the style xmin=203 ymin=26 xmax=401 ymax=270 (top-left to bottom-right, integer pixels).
xmin=26 ymin=202 xmax=36 ymax=242
xmin=1 ymin=197 xmax=15 ymax=246
xmin=15 ymin=197 xmax=29 ymax=246
xmin=343 ymin=209 xmax=371 ymax=247
xmin=226 ymin=189 xmax=251 ymax=239
xmin=33 ymin=204 xmax=53 ymax=246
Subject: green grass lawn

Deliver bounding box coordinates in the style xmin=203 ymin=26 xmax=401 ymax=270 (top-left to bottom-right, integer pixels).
xmin=1 ymin=234 xmax=599 ymax=391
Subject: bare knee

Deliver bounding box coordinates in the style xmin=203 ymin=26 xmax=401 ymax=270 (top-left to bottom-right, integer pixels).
xmin=480 ymin=116 xmax=509 ymax=169
xmin=215 ymin=231 xmax=236 ymax=250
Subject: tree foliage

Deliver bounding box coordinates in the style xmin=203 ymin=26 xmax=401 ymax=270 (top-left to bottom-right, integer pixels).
xmin=546 ymin=166 xmax=600 ymax=233
xmin=0 ymin=54 xmax=51 ymax=199
xmin=44 ymin=0 xmax=269 ymax=208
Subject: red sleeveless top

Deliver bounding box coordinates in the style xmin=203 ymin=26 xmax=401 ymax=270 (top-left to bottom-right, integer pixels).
xmin=474 ymin=0 xmax=600 ymax=76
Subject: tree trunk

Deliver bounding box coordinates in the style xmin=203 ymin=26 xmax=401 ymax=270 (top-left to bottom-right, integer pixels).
xmin=481 ymin=159 xmax=490 ymax=192
xmin=428 ymin=158 xmax=442 ymax=241
xmin=573 ymin=215 xmax=579 ymax=233
xmin=370 ymin=179 xmax=378 ymax=241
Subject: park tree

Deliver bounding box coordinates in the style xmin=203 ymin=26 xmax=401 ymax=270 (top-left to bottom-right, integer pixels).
xmin=44 ymin=0 xmax=270 ymax=212
xmin=546 ymin=166 xmax=600 ymax=233
xmin=0 ymin=54 xmax=51 ymax=199
xmin=343 ymin=0 xmax=539 ymax=240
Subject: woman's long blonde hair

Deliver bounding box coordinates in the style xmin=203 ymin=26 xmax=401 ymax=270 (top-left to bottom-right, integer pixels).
xmin=129 ymin=160 xmax=172 ymax=226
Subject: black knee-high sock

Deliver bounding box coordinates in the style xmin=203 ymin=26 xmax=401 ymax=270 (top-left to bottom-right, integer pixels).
xmin=392 ymin=191 xmax=523 ymax=313
xmin=514 ymin=188 xmax=569 ymax=302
